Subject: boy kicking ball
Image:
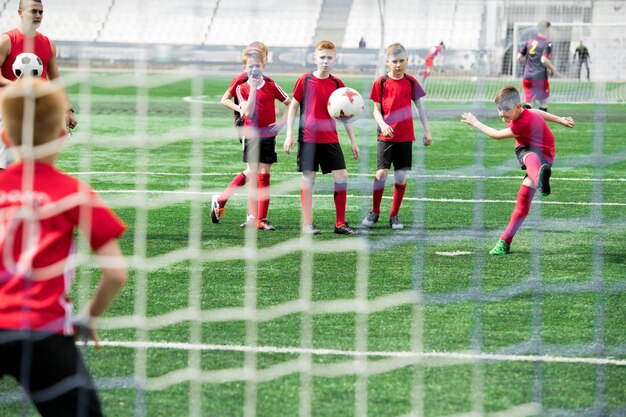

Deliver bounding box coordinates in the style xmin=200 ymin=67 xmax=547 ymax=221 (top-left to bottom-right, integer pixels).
xmin=461 ymin=85 xmax=574 ymax=255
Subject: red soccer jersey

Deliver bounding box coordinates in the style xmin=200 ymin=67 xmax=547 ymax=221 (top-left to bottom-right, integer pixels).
xmin=0 ymin=162 xmax=126 ymax=335
xmin=292 ymin=72 xmax=344 ymax=144
xmin=370 ymin=74 xmax=426 ymax=142
xmin=1 ymin=29 xmax=52 ymax=81
xmin=507 ymin=109 xmax=556 ymax=164
xmin=235 ymin=79 xmax=289 ymax=139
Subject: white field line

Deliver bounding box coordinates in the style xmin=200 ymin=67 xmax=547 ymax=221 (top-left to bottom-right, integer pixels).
xmin=69 ymin=171 xmax=626 ymax=182
xmin=89 ymin=340 xmax=626 ymax=367
xmin=94 ymin=189 xmax=626 ymax=207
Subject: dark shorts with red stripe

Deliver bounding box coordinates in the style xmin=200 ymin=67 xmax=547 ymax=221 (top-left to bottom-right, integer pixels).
xmin=297 ymin=141 xmax=346 ymax=174
xmin=0 ymin=330 xmax=103 ymax=417
xmin=515 ymin=145 xmax=551 ymax=170
xmin=243 ymin=137 xmax=278 ymax=164
xmin=377 ymin=140 xmax=412 ymax=170
xmin=522 ymin=78 xmax=550 ymax=102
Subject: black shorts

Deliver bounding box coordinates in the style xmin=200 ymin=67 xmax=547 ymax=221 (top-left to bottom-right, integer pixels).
xmin=243 ymin=137 xmax=277 ymax=164
xmin=0 ymin=330 xmax=103 ymax=417
xmin=297 ymin=141 xmax=346 ymax=174
xmin=234 ymin=112 xmax=244 ymax=141
xmin=515 ymin=145 xmax=551 ymax=170
xmin=377 ymin=140 xmax=413 ymax=171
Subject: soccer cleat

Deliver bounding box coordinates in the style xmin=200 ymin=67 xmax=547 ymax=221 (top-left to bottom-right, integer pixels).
xmin=301 ymin=223 xmax=320 ymax=235
xmin=389 ymin=215 xmax=404 ymax=230
xmin=538 ymin=164 xmax=552 ymax=196
xmin=489 ymin=240 xmax=511 ymax=255
xmin=256 ymin=219 xmax=276 ymax=231
xmin=240 ymin=214 xmax=256 ymax=228
xmin=210 ymin=195 xmax=225 ymax=224
xmin=334 ymin=223 xmax=357 ymax=235
xmin=361 ymin=211 xmax=379 ymax=228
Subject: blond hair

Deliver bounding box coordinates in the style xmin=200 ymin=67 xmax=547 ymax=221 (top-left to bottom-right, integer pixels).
xmin=494 ymin=86 xmax=521 ymax=107
xmin=242 ymin=41 xmax=268 ymax=65
xmin=1 ymin=78 xmax=67 ymax=147
xmin=315 ymin=40 xmax=336 ymax=51
xmin=385 ymin=42 xmax=406 ymax=59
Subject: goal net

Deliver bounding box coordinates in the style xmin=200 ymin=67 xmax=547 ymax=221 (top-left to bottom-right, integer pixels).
xmin=1 ymin=3 xmax=625 ymax=417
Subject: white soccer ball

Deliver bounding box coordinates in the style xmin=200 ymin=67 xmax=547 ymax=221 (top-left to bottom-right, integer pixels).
xmin=327 ymin=87 xmax=364 ymax=123
xmin=12 ymin=52 xmax=43 ymax=78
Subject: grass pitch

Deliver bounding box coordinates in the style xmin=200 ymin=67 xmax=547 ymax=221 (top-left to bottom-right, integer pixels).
xmin=1 ymin=72 xmax=625 ymax=417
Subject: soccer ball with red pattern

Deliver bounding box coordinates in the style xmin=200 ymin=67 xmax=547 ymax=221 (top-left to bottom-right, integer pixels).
xmin=327 ymin=87 xmax=364 ymax=124
xmin=12 ymin=53 xmax=43 ymax=78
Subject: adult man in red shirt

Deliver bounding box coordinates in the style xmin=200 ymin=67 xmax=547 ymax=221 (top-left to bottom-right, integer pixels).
xmin=0 ymin=1 xmax=77 ymax=170
xmin=517 ymin=21 xmax=557 ymax=112
xmin=283 ymin=40 xmax=359 ymax=235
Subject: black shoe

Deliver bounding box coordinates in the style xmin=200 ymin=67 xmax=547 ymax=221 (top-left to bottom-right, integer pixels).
xmin=389 ymin=215 xmax=404 ymax=230
xmin=334 ymin=223 xmax=357 ymax=235
xmin=302 ymin=223 xmax=320 ymax=235
xmin=538 ymin=164 xmax=552 ymax=196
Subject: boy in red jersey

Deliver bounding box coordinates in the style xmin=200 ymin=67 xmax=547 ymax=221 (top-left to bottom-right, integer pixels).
xmin=212 ymin=47 xmax=290 ymax=230
xmin=362 ymin=42 xmax=432 ymax=230
xmin=419 ymin=41 xmax=445 ymax=84
xmin=517 ymin=21 xmax=556 ymax=111
xmin=0 ymin=78 xmax=127 ymax=416
xmin=461 ymin=86 xmax=574 ymax=255
xmin=283 ymin=40 xmax=359 ymax=235
xmin=215 ymin=42 xmax=275 ymax=228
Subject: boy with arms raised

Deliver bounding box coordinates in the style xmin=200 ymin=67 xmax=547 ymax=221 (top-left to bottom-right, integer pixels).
xmin=283 ymin=40 xmax=359 ymax=235
xmin=212 ymin=47 xmax=290 ymax=230
xmin=362 ymin=42 xmax=432 ymax=230
xmin=0 ymin=78 xmax=128 ymax=416
xmin=461 ymin=86 xmax=574 ymax=254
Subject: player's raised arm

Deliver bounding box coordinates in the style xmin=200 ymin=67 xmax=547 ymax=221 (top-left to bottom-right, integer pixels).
xmin=283 ymin=97 xmax=299 ymax=154
xmin=461 ymin=112 xmax=515 ymax=140
xmin=529 ymin=108 xmax=574 ymax=128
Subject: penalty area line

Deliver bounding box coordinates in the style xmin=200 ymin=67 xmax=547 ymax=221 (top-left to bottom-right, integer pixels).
xmin=90 ymin=340 xmax=626 ymax=366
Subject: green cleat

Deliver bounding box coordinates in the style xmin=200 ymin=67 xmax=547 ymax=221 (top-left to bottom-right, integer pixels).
xmin=489 ymin=240 xmax=511 ymax=255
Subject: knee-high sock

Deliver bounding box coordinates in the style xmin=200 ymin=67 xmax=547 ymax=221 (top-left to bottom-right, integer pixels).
xmin=372 ymin=176 xmax=387 ymax=215
xmin=524 ymin=152 xmax=542 ymax=188
xmin=390 ymin=182 xmax=407 ymax=217
xmin=300 ymin=177 xmax=314 ymax=225
xmin=334 ymin=181 xmax=348 ymax=226
xmin=501 ymin=184 xmax=536 ymax=244
xmin=247 ymin=178 xmax=258 ymax=219
xmin=257 ymin=173 xmax=271 ymax=220
xmin=218 ymin=172 xmax=247 ymax=206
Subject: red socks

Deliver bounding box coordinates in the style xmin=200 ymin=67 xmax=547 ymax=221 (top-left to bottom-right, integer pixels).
xmin=334 ymin=182 xmax=347 ymax=226
xmin=300 ymin=179 xmax=314 ymax=225
xmin=501 ymin=184 xmax=536 ymax=244
xmin=371 ymin=177 xmax=386 ymax=215
xmin=390 ymin=183 xmax=406 ymax=217
xmin=218 ymin=172 xmax=247 ymax=206
xmin=524 ymin=152 xmax=542 ymax=188
xmin=257 ymin=173 xmax=270 ymax=220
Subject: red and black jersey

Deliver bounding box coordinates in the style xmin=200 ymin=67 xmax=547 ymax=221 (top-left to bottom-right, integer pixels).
xmin=1 ymin=29 xmax=53 ymax=81
xmin=507 ymin=109 xmax=555 ymax=164
xmin=293 ymin=72 xmax=343 ymax=144
xmin=370 ymin=73 xmax=426 ymax=142
xmin=520 ymin=34 xmax=552 ymax=81
xmin=0 ymin=162 xmax=126 ymax=335
xmin=235 ymin=79 xmax=289 ymax=139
